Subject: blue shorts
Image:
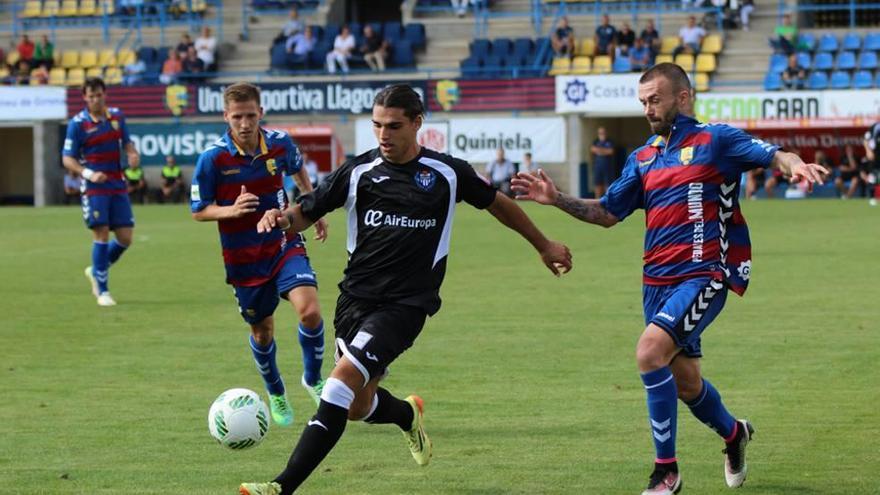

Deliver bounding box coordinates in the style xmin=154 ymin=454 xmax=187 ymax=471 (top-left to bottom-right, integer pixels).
xmin=642 ymin=276 xmax=728 ymax=358
xmin=82 ymin=193 xmax=135 ymax=230
xmin=233 ymin=254 xmax=318 ymax=325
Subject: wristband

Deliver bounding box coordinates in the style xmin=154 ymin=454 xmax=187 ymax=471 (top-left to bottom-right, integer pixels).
xmin=81 ymin=168 xmax=96 ymax=181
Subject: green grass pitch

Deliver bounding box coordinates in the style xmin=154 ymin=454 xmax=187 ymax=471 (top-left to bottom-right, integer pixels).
xmin=1 ymin=200 xmax=878 ymax=494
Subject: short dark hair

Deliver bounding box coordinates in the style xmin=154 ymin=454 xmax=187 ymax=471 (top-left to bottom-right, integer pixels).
xmin=82 ymin=77 xmax=106 ymax=94
xmin=639 ymin=62 xmax=692 ymax=93
xmin=224 ymin=82 xmax=261 ymax=107
xmin=373 ymin=83 xmax=424 ymax=121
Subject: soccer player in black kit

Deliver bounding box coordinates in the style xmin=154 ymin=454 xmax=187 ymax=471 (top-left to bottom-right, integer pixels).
xmin=240 ymin=84 xmax=573 ymax=495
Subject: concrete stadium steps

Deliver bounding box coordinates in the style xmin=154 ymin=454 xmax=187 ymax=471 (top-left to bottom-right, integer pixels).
xmin=711 ymin=2 xmax=777 ymax=92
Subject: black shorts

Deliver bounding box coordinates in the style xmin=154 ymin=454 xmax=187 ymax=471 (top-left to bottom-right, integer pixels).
xmin=333 ymin=292 xmax=428 ymax=384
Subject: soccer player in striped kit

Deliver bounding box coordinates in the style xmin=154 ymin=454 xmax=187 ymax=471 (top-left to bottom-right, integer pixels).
xmin=62 ymin=77 xmax=141 ymax=307
xmin=513 ymin=63 xmax=827 ymax=494
xmin=191 ymin=82 xmax=328 ymax=428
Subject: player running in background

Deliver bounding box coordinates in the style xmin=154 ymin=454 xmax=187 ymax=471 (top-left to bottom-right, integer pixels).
xmin=512 ymin=63 xmax=827 ymax=495
xmin=190 ymin=82 xmax=328 ymax=427
xmin=62 ymin=77 xmax=140 ymax=307
xmin=239 ymin=83 xmax=572 ymax=495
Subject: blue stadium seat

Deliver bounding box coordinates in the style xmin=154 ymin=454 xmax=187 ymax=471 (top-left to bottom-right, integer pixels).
xmin=324 ymin=25 xmax=340 ymax=43
xmin=368 ymin=22 xmax=383 ymax=37
xmin=533 ymin=37 xmax=552 ymax=64
xmin=383 ymin=22 xmax=403 ymax=42
xmin=470 ymin=39 xmax=491 ymax=61
xmin=830 ymin=70 xmax=851 ymax=89
xmin=513 ymin=38 xmax=533 ymax=59
xmin=270 ymin=43 xmax=287 ymax=69
xmin=796 ymin=52 xmax=812 ymax=70
xmin=842 ymin=33 xmax=862 ymax=51
xmin=504 ymin=53 xmax=527 ymax=77
xmin=874 ymin=71 xmax=880 ymax=88
xmin=349 ymin=22 xmax=363 ymax=40
xmin=764 ymin=72 xmax=783 ymax=91
xmin=818 ymin=34 xmax=839 ymax=53
xmin=392 ymin=40 xmax=415 ymax=67
xmin=797 ymin=33 xmax=816 ymax=52
xmin=309 ymin=25 xmax=324 ymax=43
xmin=491 ymin=38 xmax=512 ymax=58
xmin=404 ymin=23 xmax=426 ymax=49
xmin=482 ymin=55 xmax=503 ymax=78
xmin=808 ymin=71 xmax=829 ymax=89
xmin=460 ymin=57 xmax=481 ymax=79
xmin=768 ymin=53 xmax=787 ymax=73
xmin=813 ymin=52 xmax=833 ymax=71
xmin=837 ymin=51 xmax=856 ymax=70
xmin=309 ymin=42 xmax=330 ymax=67
xmin=613 ymin=56 xmax=632 ymax=73
xmin=137 ymin=46 xmax=157 ymax=64
xmin=858 ymin=51 xmax=878 ymax=70
xmin=865 ymin=32 xmax=880 ymax=51
xmin=853 ymin=70 xmax=873 ymax=88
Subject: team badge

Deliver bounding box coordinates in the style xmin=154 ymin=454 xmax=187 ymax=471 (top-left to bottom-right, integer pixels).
xmin=680 ymin=146 xmax=694 ymax=165
xmin=164 ymin=84 xmax=189 ymax=116
xmin=435 ymin=79 xmax=460 ymax=111
xmin=266 ymin=159 xmax=277 ymax=176
xmin=414 ymin=169 xmax=436 ymax=191
xmin=110 ymin=120 xmax=119 ymax=130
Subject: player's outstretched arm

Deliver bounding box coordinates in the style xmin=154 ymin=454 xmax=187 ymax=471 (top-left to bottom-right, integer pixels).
xmin=511 ymin=170 xmax=618 ymax=227
xmin=771 ymin=151 xmax=828 ymax=192
xmin=486 ymin=191 xmax=572 ymax=276
xmin=256 ymin=203 xmax=316 ymax=234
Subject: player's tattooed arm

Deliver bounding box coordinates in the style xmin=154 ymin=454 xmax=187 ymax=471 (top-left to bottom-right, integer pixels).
xmin=554 ymin=193 xmax=618 ymax=227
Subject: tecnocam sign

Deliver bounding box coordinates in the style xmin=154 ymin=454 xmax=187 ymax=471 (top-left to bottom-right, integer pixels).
xmin=695 ymin=92 xmax=823 ymax=122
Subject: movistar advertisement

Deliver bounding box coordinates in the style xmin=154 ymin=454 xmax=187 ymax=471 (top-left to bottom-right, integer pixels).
xmin=126 ymin=122 xmax=226 ymax=166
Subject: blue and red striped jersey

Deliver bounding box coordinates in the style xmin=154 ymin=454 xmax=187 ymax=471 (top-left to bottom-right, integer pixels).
xmin=190 ymin=128 xmax=306 ymax=287
xmin=600 ymin=114 xmax=779 ymax=296
xmin=62 ymin=107 xmax=131 ymax=196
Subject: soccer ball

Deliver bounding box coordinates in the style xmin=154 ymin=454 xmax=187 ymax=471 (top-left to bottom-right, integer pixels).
xmin=208 ymin=388 xmax=270 ymax=450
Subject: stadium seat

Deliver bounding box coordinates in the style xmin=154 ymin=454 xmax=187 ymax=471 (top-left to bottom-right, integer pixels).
xmin=612 ymin=56 xmax=631 ymax=73
xmin=383 ymin=22 xmax=403 ymax=42
xmin=324 ymin=25 xmax=340 ymax=44
xmin=470 ymin=39 xmax=490 ymax=61
xmin=86 ymin=67 xmax=104 ymax=79
xmin=41 ymin=0 xmax=60 ymax=17
xmin=6 ymin=50 xmax=20 ymax=67
xmin=59 ymin=0 xmax=78 ymax=16
xmin=813 ymin=52 xmax=833 ymax=71
xmin=808 ymin=71 xmax=829 ymax=89
xmin=98 ymin=50 xmax=116 ymax=68
xmin=100 ymin=0 xmax=114 ymax=15
xmin=842 ymin=33 xmax=861 ymax=52
xmin=459 ymin=57 xmax=481 ymax=78
xmin=79 ymin=50 xmax=98 ymax=69
xmin=768 ymin=53 xmax=787 ymax=73
xmin=78 ymin=0 xmax=97 ymax=16
xmin=308 ymin=42 xmax=330 ymax=67
xmin=858 ymin=51 xmax=878 ymax=70
xmin=695 ymin=72 xmax=709 ymax=92
xmin=764 ymin=72 xmax=783 ymax=91
xmin=118 ymin=49 xmax=136 ymax=66
xmin=137 ymin=46 xmax=157 ymax=65
xmin=547 ymin=56 xmax=572 ymax=76
xmin=674 ymin=54 xmax=695 ymax=72
xmin=504 ymin=53 xmax=527 ymax=77
xmin=853 ymin=70 xmax=873 ymax=89
xmin=404 ymin=23 xmax=426 ymax=49
xmin=592 ymin=55 xmax=612 ymax=74
xmin=22 ymin=1 xmax=42 ymax=18
xmin=105 ymin=66 xmax=122 ymax=85
xmin=67 ymin=67 xmax=85 ymax=86
xmin=513 ymin=38 xmax=533 ymax=59
xmin=482 ymin=55 xmax=503 ymax=78
xmin=660 ymin=36 xmax=679 ymax=54
xmin=0 ymin=66 xmax=8 ymax=80
xmin=491 ymin=38 xmax=512 ymax=58
xmin=570 ymin=56 xmax=591 ymax=74
xmin=309 ymin=25 xmax=324 ymax=43
xmin=578 ymin=38 xmax=595 ymax=56
xmin=49 ymin=67 xmax=66 ymax=85
xmin=392 ymin=40 xmax=415 ymax=67
xmin=655 ymin=54 xmax=673 ymax=65
xmin=797 ymin=33 xmax=816 ymax=52
xmin=695 ymin=53 xmax=716 ymax=72
xmin=179 ymin=0 xmax=207 ymax=13
xmin=874 ymin=71 xmax=880 ymax=88
xmin=61 ymin=50 xmax=79 ymax=69
xmin=830 ymin=70 xmax=851 ymax=89
xmin=701 ymin=34 xmax=723 ymax=54
xmin=29 ymin=69 xmax=43 ymax=85
xmin=796 ymin=51 xmax=812 ymax=70
xmin=865 ymin=32 xmax=880 ymax=51
xmin=818 ymin=34 xmax=839 ymax=53
xmin=837 ymin=51 xmax=856 ymax=70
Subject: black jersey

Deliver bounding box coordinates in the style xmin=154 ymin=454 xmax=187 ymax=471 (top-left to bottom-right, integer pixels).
xmin=865 ymin=122 xmax=880 ymax=164
xmin=299 ymin=147 xmax=497 ymax=314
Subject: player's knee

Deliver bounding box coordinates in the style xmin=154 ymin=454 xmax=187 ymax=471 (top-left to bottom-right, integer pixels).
xmin=635 ymin=342 xmax=667 ymax=372
xmin=250 ymin=320 xmax=274 ymax=346
xmin=299 ymin=305 xmax=322 ymax=329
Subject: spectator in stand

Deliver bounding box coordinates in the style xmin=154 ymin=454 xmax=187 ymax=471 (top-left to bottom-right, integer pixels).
xmin=282 ymin=8 xmax=304 ymax=39
xmin=176 ymin=33 xmax=194 ymax=58
xmin=615 ymin=22 xmax=636 ymax=58
xmin=34 ymin=35 xmax=53 ymax=70
xmin=673 ymin=15 xmax=706 ymax=57
xmin=64 ymin=170 xmax=83 ymax=205
xmin=31 ymin=62 xmax=49 ymax=85
xmin=182 ymin=46 xmax=205 ymax=82
xmin=781 ymin=53 xmax=806 ymax=90
xmin=485 ymin=147 xmax=516 ymax=196
xmin=450 ymin=0 xmax=472 ymax=18
xmin=360 ymin=25 xmax=389 ymax=72
xmin=286 ymin=26 xmax=315 ymax=69
xmin=630 ymin=38 xmax=651 ymax=71
xmin=551 ymin=16 xmax=575 ymax=58
xmin=124 ymin=160 xmax=148 ymax=204
xmin=17 ymin=34 xmax=35 ymax=65
xmin=14 ymin=60 xmax=30 ymax=85
xmin=326 ymin=25 xmax=355 ymax=74
xmin=195 ymin=26 xmax=217 ymax=72
xmin=160 ymin=155 xmax=185 ymax=203
xmin=595 ymin=15 xmax=617 ymax=58
xmin=775 ymin=13 xmax=796 ymax=55
xmin=740 ymin=0 xmax=754 ymax=31
xmin=119 ymin=0 xmax=144 ymax=16
xmin=591 ymin=126 xmax=616 ymax=198
xmin=123 ymin=57 xmax=146 ymax=86
xmin=640 ymin=19 xmax=661 ymax=61
xmin=159 ymin=48 xmax=183 ymax=84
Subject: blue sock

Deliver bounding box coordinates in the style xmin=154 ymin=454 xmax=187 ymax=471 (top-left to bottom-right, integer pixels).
xmin=250 ymin=336 xmax=285 ymax=396
xmin=91 ymin=241 xmax=110 ymax=294
xmin=108 ymin=239 xmax=128 ymax=265
xmin=298 ymin=321 xmax=324 ymax=386
xmin=641 ymin=367 xmax=678 ymax=463
xmin=685 ymin=378 xmax=736 ymax=440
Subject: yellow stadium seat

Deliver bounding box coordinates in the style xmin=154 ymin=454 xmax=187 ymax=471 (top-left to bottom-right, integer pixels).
xmin=578 ymin=38 xmax=595 ymax=56
xmin=547 ymin=57 xmax=572 ymax=76
xmin=117 ymin=49 xmax=136 ymax=66
xmin=660 ymin=36 xmax=680 ymax=54
xmin=41 ymin=0 xmax=61 ymax=17
xmin=67 ymin=67 xmax=85 ymax=86
xmin=701 ymin=34 xmax=723 ymax=54
xmin=60 ymin=0 xmax=78 ymax=16
xmin=655 ymin=54 xmax=673 ymax=65
xmin=674 ymin=54 xmax=695 ymax=72
xmin=570 ymin=56 xmax=591 ymax=74
xmin=30 ymin=69 xmax=43 ymax=85
xmin=61 ymin=50 xmax=79 ymax=69
xmin=99 ymin=0 xmax=114 ymax=15
xmin=98 ymin=49 xmax=116 ymax=67
xmin=49 ymin=67 xmax=66 ymax=85
xmin=22 ymin=0 xmax=43 ymax=18
xmin=695 ymin=72 xmax=710 ymax=92
xmin=79 ymin=0 xmax=97 ymax=15
xmin=105 ymin=66 xmax=122 ymax=84
xmin=86 ymin=67 xmax=104 ymax=79
xmin=6 ymin=50 xmax=20 ymax=67
xmin=180 ymin=0 xmax=207 ymax=12
xmin=0 ymin=67 xmax=9 ymax=79
xmin=592 ymin=55 xmax=612 ymax=74
xmin=79 ymin=49 xmax=98 ymax=68
xmin=696 ymin=53 xmax=716 ymax=72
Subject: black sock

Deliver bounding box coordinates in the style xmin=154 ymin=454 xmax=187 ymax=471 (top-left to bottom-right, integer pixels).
xmin=274 ymin=400 xmax=349 ymax=495
xmin=364 ymin=387 xmax=414 ymax=431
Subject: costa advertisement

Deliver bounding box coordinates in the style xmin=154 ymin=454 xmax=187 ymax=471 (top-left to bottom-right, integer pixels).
xmin=428 ymin=78 xmax=555 ymax=113
xmin=555 ymin=74 xmax=643 ymax=115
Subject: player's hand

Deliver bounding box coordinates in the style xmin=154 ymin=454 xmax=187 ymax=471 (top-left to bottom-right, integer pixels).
xmin=257 ymin=208 xmax=289 ymax=233
xmin=510 ymin=169 xmax=559 ymax=205
xmin=540 ymin=240 xmax=572 ymax=277
xmin=232 ymin=185 xmax=260 ymax=218
xmin=313 ymin=218 xmax=328 ymax=242
xmin=127 ymin=151 xmax=140 ymax=168
xmin=790 ymin=162 xmax=828 ymax=192
xmin=89 ymin=171 xmax=108 ymax=183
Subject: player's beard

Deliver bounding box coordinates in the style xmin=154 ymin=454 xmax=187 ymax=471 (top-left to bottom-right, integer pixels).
xmin=648 ymin=107 xmax=677 ymax=136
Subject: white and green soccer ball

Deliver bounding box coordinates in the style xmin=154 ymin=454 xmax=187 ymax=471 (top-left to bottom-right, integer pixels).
xmin=208 ymin=388 xmax=270 ymax=450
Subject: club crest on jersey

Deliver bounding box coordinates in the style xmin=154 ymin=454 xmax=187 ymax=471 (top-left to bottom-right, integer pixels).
xmin=680 ymin=146 xmax=694 ymax=165
xmin=414 ymin=169 xmax=436 ymax=191
xmin=266 ymin=159 xmax=277 ymax=176
xmin=111 ymin=119 xmax=119 ymax=130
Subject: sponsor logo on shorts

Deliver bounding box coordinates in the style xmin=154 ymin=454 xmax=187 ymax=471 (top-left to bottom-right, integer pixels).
xmin=657 ymin=312 xmax=675 ymax=322
xmin=350 ymin=331 xmax=372 ymax=350
xmin=365 ymin=351 xmax=379 ymax=362
xmin=295 ymin=273 xmax=315 ymax=280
